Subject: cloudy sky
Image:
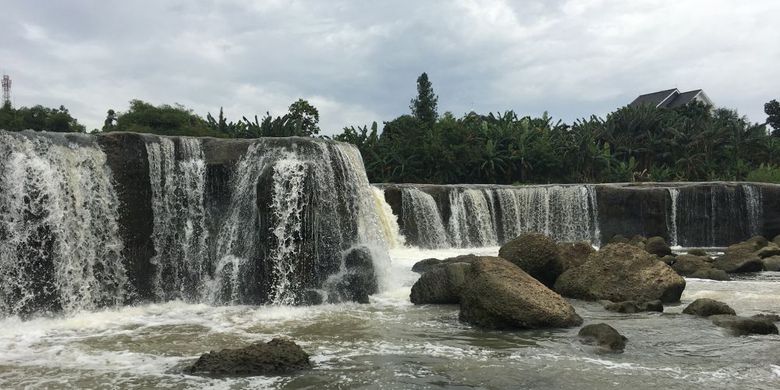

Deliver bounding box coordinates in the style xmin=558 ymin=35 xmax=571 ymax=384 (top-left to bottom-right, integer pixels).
xmin=1 ymin=0 xmax=778 ymax=133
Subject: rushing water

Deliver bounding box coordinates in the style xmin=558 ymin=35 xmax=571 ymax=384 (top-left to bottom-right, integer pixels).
xmin=0 ymin=246 xmax=778 ymax=389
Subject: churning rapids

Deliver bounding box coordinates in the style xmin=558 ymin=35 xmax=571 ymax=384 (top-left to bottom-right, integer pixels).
xmin=0 ymin=130 xmax=779 ymax=389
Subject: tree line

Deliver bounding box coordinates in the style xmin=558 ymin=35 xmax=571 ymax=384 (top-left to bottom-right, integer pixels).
xmin=1 ymin=73 xmax=779 ymax=184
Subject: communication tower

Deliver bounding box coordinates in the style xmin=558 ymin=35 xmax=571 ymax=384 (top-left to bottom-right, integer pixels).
xmin=1 ymin=75 xmax=10 ymax=105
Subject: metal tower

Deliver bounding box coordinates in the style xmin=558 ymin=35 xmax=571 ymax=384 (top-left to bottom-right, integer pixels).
xmin=1 ymin=75 xmax=10 ymax=105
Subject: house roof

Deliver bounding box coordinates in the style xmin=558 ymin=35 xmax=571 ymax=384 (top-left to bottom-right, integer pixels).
xmin=629 ymin=89 xmax=678 ymax=108
xmin=666 ymin=89 xmax=703 ymax=108
xmin=629 ymin=88 xmax=711 ymax=108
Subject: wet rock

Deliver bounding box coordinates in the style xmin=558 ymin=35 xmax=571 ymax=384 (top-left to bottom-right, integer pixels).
xmin=725 ymin=236 xmax=768 ymax=254
xmin=686 ymin=249 xmax=708 ymax=257
xmin=660 ymin=255 xmax=676 ymax=266
xmin=713 ymin=251 xmax=764 ymax=273
xmin=752 ymin=313 xmax=780 ymax=322
xmin=762 ymin=256 xmax=780 ymax=272
xmin=645 ymin=236 xmax=672 ymax=257
xmin=459 ymin=257 xmax=583 ymax=330
xmin=410 ymin=261 xmax=472 ymax=304
xmin=755 ymin=244 xmax=780 ymax=259
xmin=554 ymin=243 xmax=686 ymax=303
xmin=498 ymin=233 xmax=562 ymax=287
xmin=329 ymin=246 xmax=378 ymax=304
xmin=682 ymin=298 xmax=736 ymax=317
xmin=628 ymin=235 xmax=647 ymax=250
xmin=603 ymin=300 xmax=663 ymax=313
xmin=411 ymin=258 xmax=443 ymax=274
xmin=187 ymin=338 xmax=312 ymax=377
xmin=774 ymin=235 xmax=780 ymax=246
xmin=609 ymin=234 xmax=629 ymax=244
xmin=557 ymin=241 xmax=595 ymax=272
xmin=672 ymin=255 xmax=730 ymax=281
xmin=578 ymin=323 xmax=627 ymax=353
xmin=710 ymin=315 xmax=779 ymax=336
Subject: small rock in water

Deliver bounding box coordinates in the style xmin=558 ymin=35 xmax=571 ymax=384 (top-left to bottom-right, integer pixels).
xmin=187 ymin=338 xmax=312 ymax=377
xmin=682 ymin=298 xmax=736 ymax=317
xmin=773 ymin=235 xmax=780 ymax=246
xmin=756 ymin=244 xmax=780 ymax=259
xmin=710 ymin=315 xmax=779 ymax=336
xmin=603 ymin=300 xmax=663 ymax=313
xmin=763 ymin=256 xmax=780 ymax=272
xmin=578 ymin=323 xmax=627 ymax=353
xmin=645 ymin=236 xmax=671 ymax=257
xmin=686 ymin=249 xmax=709 ymax=257
xmin=751 ymin=313 xmax=780 ymax=322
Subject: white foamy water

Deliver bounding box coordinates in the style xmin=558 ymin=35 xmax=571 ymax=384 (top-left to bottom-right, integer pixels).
xmin=0 ymin=248 xmax=779 ymax=389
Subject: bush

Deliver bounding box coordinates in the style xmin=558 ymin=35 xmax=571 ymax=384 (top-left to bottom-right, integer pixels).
xmin=746 ymin=164 xmax=780 ymax=183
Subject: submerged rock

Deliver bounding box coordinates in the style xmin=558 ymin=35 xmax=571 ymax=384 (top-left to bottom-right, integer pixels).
xmin=682 ymin=298 xmax=736 ymax=317
xmin=187 ymin=338 xmax=312 ymax=377
xmin=554 ymin=243 xmax=686 ymax=303
xmin=710 ymin=315 xmax=779 ymax=336
xmin=459 ymin=257 xmax=583 ymax=330
xmin=645 ymin=236 xmax=672 ymax=257
xmin=603 ymin=300 xmax=663 ymax=313
xmin=578 ymin=323 xmax=627 ymax=353
xmin=498 ymin=233 xmax=562 ymax=287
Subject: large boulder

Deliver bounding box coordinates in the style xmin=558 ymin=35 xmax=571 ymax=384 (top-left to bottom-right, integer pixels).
xmin=672 ymin=255 xmax=730 ymax=281
xmin=554 ymin=243 xmax=686 ymax=303
xmin=458 ymin=257 xmax=583 ymax=330
xmin=762 ymin=256 xmax=780 ymax=272
xmin=187 ymin=338 xmax=312 ymax=377
xmin=410 ymin=261 xmax=472 ymax=304
xmin=710 ymin=315 xmax=779 ymax=336
xmin=645 ymin=236 xmax=672 ymax=257
xmin=411 ymin=258 xmax=444 ymax=274
xmin=755 ymin=244 xmax=780 ymax=259
xmin=712 ymin=251 xmax=764 ymax=273
xmin=557 ymin=241 xmax=595 ymax=272
xmin=603 ymin=300 xmax=663 ymax=313
xmin=578 ymin=323 xmax=627 ymax=353
xmin=498 ymin=233 xmax=562 ymax=287
xmin=682 ymin=298 xmax=736 ymax=317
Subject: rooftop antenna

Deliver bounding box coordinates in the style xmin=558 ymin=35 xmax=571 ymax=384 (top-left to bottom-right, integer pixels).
xmin=1 ymin=74 xmax=10 ymax=105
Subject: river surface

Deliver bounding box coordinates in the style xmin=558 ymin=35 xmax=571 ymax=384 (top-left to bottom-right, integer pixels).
xmin=1 ymin=247 xmax=779 ymax=389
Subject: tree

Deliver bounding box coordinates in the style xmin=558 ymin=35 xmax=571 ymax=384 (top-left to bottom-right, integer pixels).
xmin=288 ymin=99 xmax=320 ymax=136
xmin=0 ymin=103 xmax=86 ymax=133
xmin=410 ymin=72 xmax=438 ymax=125
xmin=102 ymin=109 xmax=117 ymax=132
xmin=765 ymin=99 xmax=780 ymax=136
xmin=108 ymin=100 xmax=220 ymax=137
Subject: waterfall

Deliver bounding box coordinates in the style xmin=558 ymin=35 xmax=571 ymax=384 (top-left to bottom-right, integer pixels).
xmin=667 ymin=188 xmax=679 ymax=247
xmin=371 ymin=186 xmax=405 ymax=249
xmin=401 ymin=188 xmax=449 ymax=248
xmin=0 ymin=131 xmax=127 ymax=316
xmin=146 ymin=137 xmax=209 ymax=301
xmin=742 ymin=184 xmax=763 ymax=237
xmin=448 ymin=189 xmax=498 ymax=247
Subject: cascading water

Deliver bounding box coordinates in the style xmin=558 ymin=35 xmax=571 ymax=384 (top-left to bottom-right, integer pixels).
xmin=742 ymin=184 xmax=763 ymax=237
xmin=401 ymin=188 xmax=449 ymax=248
xmin=0 ymin=131 xmax=127 ymax=316
xmin=667 ymin=188 xmax=680 ymax=247
xmin=371 ymin=186 xmax=405 ymax=249
xmin=448 ymin=189 xmax=498 ymax=247
xmin=146 ymin=137 xmax=209 ymax=301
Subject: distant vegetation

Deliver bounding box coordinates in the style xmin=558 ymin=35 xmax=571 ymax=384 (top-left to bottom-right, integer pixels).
xmin=1 ymin=75 xmax=778 ymax=184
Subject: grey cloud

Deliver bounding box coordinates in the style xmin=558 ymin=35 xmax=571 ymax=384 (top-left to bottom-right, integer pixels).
xmin=1 ymin=0 xmax=778 ymax=133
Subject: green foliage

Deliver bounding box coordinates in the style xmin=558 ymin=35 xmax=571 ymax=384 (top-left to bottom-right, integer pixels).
xmin=108 ymin=100 xmax=219 ymax=137
xmin=410 ymin=72 xmax=438 ymax=125
xmin=765 ymin=99 xmax=780 ymax=136
xmin=0 ymin=101 xmax=86 ymax=133
xmin=746 ymin=164 xmax=780 ymax=183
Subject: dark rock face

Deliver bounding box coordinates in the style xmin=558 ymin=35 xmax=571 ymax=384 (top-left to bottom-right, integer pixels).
xmin=578 ymin=323 xmax=627 ymax=353
xmin=498 ymin=233 xmax=562 ymax=287
xmin=555 ymin=243 xmax=686 ymax=303
xmin=682 ymin=298 xmax=736 ymax=317
xmin=645 ymin=236 xmax=671 ymax=257
xmin=557 ymin=241 xmax=595 ymax=272
xmin=603 ymin=300 xmax=663 ymax=313
xmin=458 ymin=257 xmax=583 ymax=330
xmin=328 ymin=246 xmax=378 ymax=304
xmin=710 ymin=315 xmax=779 ymax=336
xmin=187 ymin=338 xmax=312 ymax=377
xmin=597 ymin=186 xmax=669 ymax=244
